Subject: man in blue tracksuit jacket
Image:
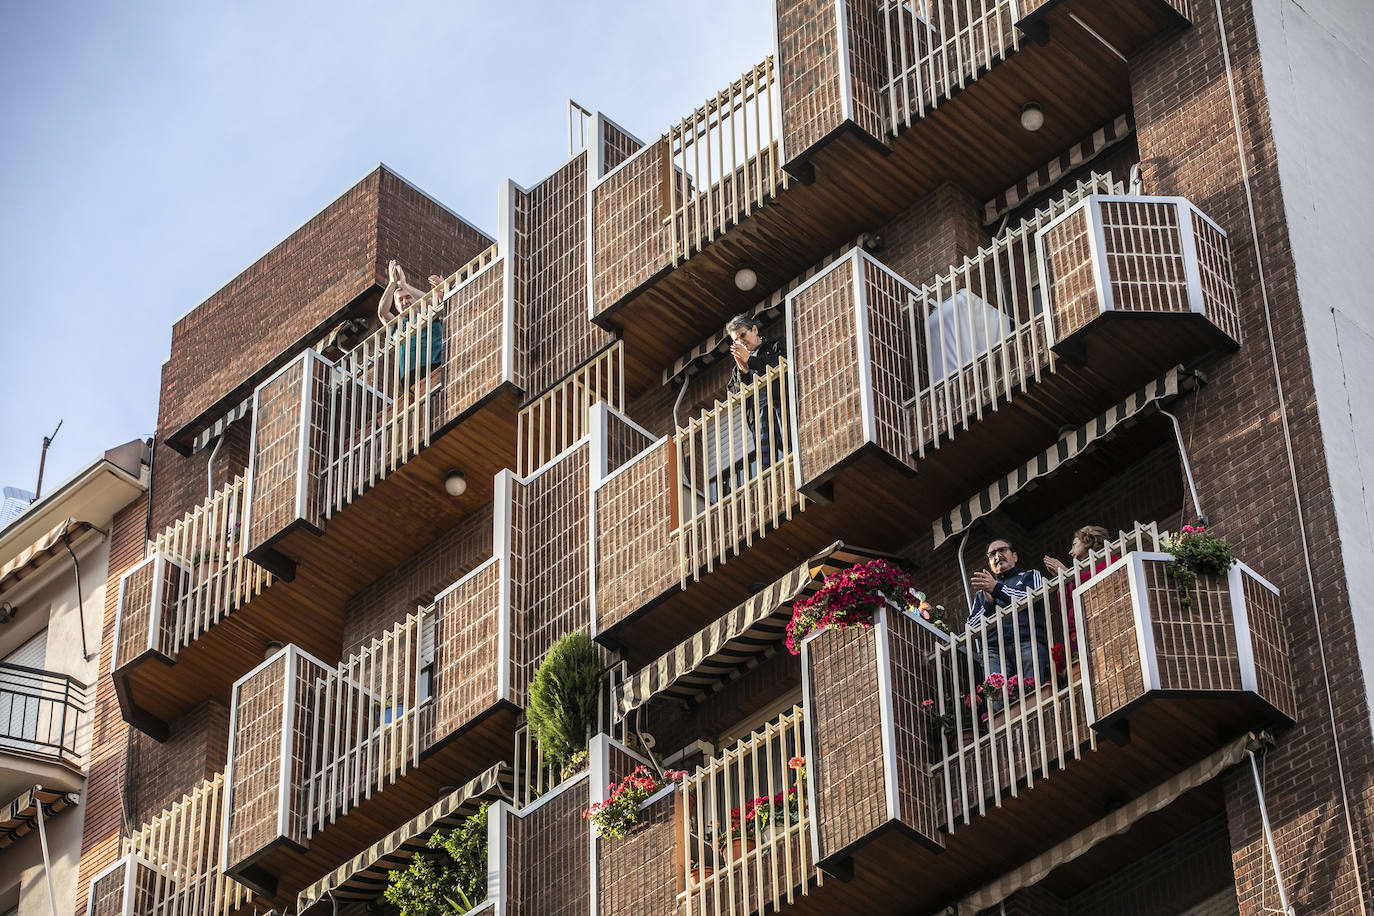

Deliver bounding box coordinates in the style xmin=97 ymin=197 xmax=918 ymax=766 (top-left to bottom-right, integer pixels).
xmin=968 ymin=537 xmax=1051 ymax=704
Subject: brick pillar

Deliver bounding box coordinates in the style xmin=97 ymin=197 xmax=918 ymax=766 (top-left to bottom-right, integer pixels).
xmin=1130 ymin=0 xmax=1372 ymax=911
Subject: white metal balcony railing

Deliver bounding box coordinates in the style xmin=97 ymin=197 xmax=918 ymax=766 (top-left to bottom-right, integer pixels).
xmin=145 ymin=475 xmax=270 ymax=659
xmin=678 ymin=705 xmax=818 ymax=915
xmin=674 ymin=360 xmax=805 ymax=586
xmin=322 ymin=243 xmax=499 ymax=518
xmin=905 ymin=173 xmax=1123 ymax=455
xmin=667 ymin=57 xmax=788 ymax=264
xmin=517 ymin=342 xmax=625 ymax=477
xmin=0 ymin=662 xmax=88 ymax=766
xmin=932 ymin=522 xmax=1164 ymax=829
xmin=124 ymin=772 xmax=256 ymax=916
xmin=880 ymin=0 xmax=1022 ymax=132
xmin=304 ymin=608 xmax=432 ymax=835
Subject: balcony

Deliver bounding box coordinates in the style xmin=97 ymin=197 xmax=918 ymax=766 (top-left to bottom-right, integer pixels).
xmin=112 ymin=475 xmax=283 ymax=738
xmin=594 ymin=0 xmax=1194 ymax=378
xmin=0 ymin=661 xmax=89 ymax=798
xmin=594 ymin=183 xmax=1238 ymax=661
xmin=242 ymin=242 xmax=517 ymax=602
xmin=788 ymin=525 xmax=1291 ymax=911
xmin=89 ymin=772 xmax=260 ymax=916
xmin=221 ymin=556 xmax=517 ymax=902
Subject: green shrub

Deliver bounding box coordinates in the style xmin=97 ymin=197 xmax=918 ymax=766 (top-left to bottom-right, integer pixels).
xmin=384 ymin=804 xmax=488 ymax=915
xmin=527 ymin=631 xmax=601 ymax=769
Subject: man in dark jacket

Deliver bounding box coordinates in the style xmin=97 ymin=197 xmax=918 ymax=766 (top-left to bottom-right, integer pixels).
xmin=969 ymin=538 xmax=1051 ymax=705
xmin=725 ymin=314 xmax=786 ymax=470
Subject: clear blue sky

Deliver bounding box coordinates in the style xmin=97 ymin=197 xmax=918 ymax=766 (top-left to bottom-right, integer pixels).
xmin=0 ymin=0 xmax=773 ymax=496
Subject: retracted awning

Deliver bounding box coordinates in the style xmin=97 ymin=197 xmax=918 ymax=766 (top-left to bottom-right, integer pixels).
xmin=296 ymin=762 xmax=512 ymax=913
xmin=955 ymin=732 xmax=1252 ymax=912
xmin=0 ymin=518 xmax=93 ymax=596
xmin=189 ymin=395 xmax=254 ymax=453
xmin=932 ymin=367 xmax=1195 ymax=549
xmin=614 ymin=543 xmax=902 ymax=717
xmin=0 ymin=786 xmax=79 ymax=848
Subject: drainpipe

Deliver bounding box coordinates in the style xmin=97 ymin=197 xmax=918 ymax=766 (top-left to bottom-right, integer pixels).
xmin=60 ymin=535 xmax=90 ymax=660
xmin=33 ymin=785 xmax=59 ymax=916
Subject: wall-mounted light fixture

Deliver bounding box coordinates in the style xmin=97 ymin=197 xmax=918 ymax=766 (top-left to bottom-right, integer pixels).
xmin=734 ymin=268 xmax=758 ymax=292
xmin=444 ymin=470 xmax=468 ymax=497
xmin=1020 ymin=102 xmax=1045 ymax=132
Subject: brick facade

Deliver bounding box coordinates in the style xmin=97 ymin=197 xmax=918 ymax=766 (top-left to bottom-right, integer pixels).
xmin=77 ymin=1 xmax=1374 ymax=912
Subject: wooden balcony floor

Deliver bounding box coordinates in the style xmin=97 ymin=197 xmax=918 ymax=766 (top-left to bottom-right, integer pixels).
xmin=236 ymin=704 xmax=518 ymax=908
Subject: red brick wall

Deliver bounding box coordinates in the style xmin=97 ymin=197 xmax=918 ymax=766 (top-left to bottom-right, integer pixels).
xmin=593 ymin=140 xmax=670 ymax=312
xmin=1131 ymin=0 xmax=1372 ymax=910
xmin=132 ymin=698 xmax=230 ymax=824
xmin=341 ymin=504 xmax=494 ymax=656
xmin=647 ymin=649 xmax=802 ymax=756
xmin=880 ymin=181 xmax=989 ymax=288
xmin=74 ymin=494 xmax=148 ymax=916
xmin=596 ymin=790 xmax=680 ymax=916
xmin=594 ymin=440 xmax=677 ymax=634
xmin=506 ymin=781 xmax=590 ymax=916
xmin=152 ymin=167 xmax=492 ymax=534
xmin=517 ymin=154 xmax=615 ymax=400
xmin=777 ymin=0 xmax=845 ymax=164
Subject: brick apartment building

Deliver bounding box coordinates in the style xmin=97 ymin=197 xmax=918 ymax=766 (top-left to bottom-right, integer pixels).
xmin=73 ymin=0 xmax=1371 ymax=914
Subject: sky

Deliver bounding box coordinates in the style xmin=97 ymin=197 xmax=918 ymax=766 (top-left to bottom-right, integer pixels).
xmin=0 ymin=0 xmax=774 ymax=498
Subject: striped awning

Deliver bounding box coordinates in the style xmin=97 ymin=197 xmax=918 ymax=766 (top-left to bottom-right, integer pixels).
xmin=983 ymin=113 xmax=1134 ymax=224
xmin=0 ymin=518 xmax=93 ymax=596
xmin=932 ymin=368 xmax=1194 ymax=549
xmin=296 ymin=762 xmax=512 ymax=913
xmin=614 ymin=543 xmax=902 ymax=716
xmin=956 ymin=732 xmax=1253 ymax=912
xmin=189 ymin=395 xmax=254 ymax=453
xmin=0 ymin=786 xmax=79 ymax=848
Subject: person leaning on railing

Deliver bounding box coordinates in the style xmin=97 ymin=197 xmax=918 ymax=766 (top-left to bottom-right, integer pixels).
xmin=1043 ymin=524 xmax=1117 ymax=647
xmin=380 ymin=259 xmax=445 ymax=379
xmin=725 ymin=312 xmax=786 ymax=470
xmin=968 ymin=537 xmax=1050 ymax=709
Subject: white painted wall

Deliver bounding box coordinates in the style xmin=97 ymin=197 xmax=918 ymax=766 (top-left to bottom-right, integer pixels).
xmin=1250 ymin=0 xmax=1374 ymax=732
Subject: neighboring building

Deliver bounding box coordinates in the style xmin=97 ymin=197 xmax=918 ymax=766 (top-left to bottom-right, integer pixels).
xmin=74 ymin=2 xmax=1372 ymax=916
xmin=0 ymin=441 xmax=148 ymax=916
xmin=0 ymin=489 xmax=35 ymax=529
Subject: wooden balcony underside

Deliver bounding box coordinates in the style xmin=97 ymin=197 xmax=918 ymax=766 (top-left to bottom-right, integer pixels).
xmin=253 ymin=388 xmax=516 ymax=614
xmin=606 ymin=30 xmax=1132 ymax=397
xmin=120 ymin=393 xmax=517 ymax=734
xmin=115 ymin=580 xmax=341 ymax=731
xmin=241 ymin=705 xmax=518 ymax=908
xmin=894 ymin=315 xmax=1230 ymax=515
xmin=791 ymin=695 xmax=1260 ymax=914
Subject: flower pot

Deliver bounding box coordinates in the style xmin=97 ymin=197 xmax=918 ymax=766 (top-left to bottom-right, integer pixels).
xmin=727 ymin=836 xmax=753 ymax=862
xmin=689 ymin=866 xmax=714 ymax=888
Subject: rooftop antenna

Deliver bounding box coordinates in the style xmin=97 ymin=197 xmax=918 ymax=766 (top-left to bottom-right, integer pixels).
xmin=33 ymin=419 xmax=63 ymax=502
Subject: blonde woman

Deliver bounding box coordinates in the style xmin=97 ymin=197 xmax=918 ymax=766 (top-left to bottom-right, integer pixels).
xmin=1043 ymin=524 xmax=1116 ymax=648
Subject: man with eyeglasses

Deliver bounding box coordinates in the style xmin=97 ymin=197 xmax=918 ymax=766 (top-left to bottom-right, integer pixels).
xmin=968 ymin=538 xmax=1050 ymax=704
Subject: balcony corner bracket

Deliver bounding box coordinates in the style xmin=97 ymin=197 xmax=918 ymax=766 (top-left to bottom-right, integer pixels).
xmin=819 ymin=855 xmax=855 ymax=883
xmin=250 ymin=548 xmax=297 ymax=583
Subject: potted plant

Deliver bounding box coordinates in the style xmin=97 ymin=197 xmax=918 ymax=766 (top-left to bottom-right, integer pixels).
xmin=384 ymin=803 xmax=488 ymax=915
xmin=1163 ymin=524 xmax=1235 ymax=607
xmin=785 ymin=559 xmax=921 ymax=654
xmin=584 ymin=765 xmax=686 ymax=839
xmin=688 ymin=858 xmax=715 ymax=889
xmin=527 ymin=632 xmax=602 ymax=776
